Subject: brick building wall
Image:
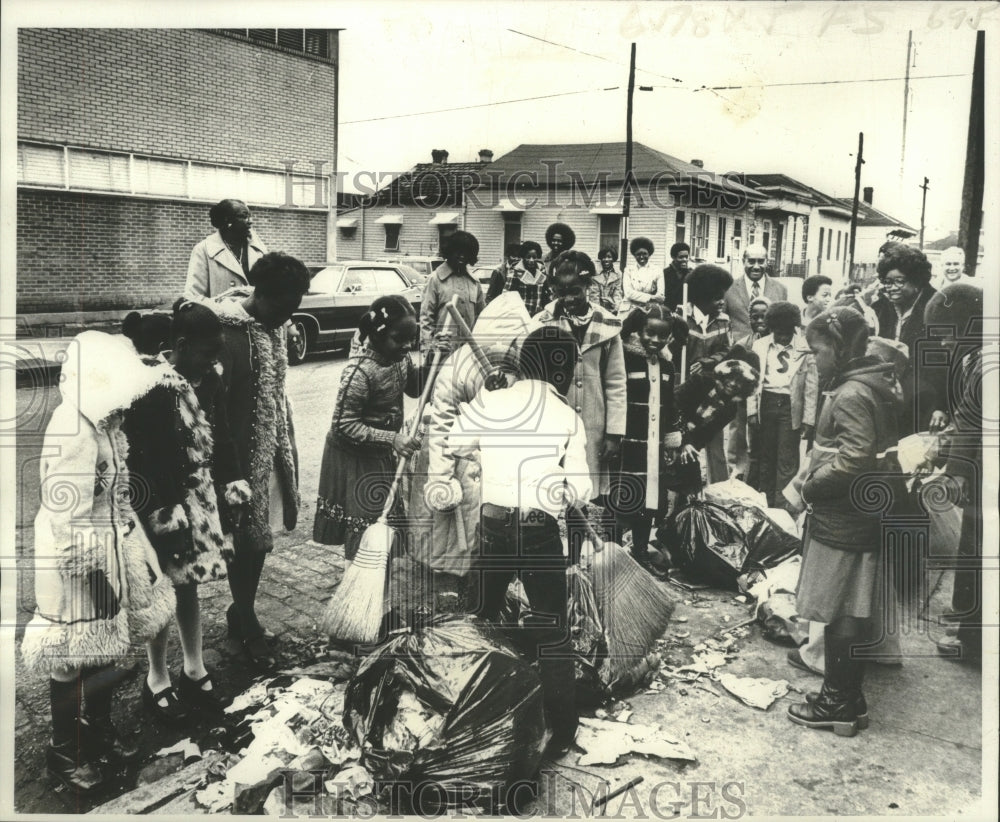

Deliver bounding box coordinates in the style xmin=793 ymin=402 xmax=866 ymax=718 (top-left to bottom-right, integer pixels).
xmin=18 ymin=29 xmax=337 ymax=169
xmin=17 ymin=29 xmax=336 ymax=314
xmin=17 ymin=189 xmax=327 ymax=313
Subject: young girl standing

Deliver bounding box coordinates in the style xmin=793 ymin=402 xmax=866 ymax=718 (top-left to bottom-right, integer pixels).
xmin=613 ymin=305 xmax=685 ymax=566
xmin=123 ymin=301 xmax=249 ymax=722
xmin=314 ymin=296 xmax=424 ymax=561
xmin=788 ymin=306 xmax=901 ymax=736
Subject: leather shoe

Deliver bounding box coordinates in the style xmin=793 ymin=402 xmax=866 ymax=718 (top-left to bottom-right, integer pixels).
xmin=81 ymin=714 xmax=141 ymax=761
xmin=46 ymin=741 xmax=104 ymax=793
xmin=177 ymin=671 xmax=232 ymax=712
xmin=787 ymin=684 xmax=859 ymax=737
xmin=242 ymin=634 xmax=279 ymax=671
xmin=805 ymin=691 xmax=869 ymax=730
xmin=142 ymin=681 xmax=191 ymax=724
xmin=226 ymin=605 xmax=276 ymax=641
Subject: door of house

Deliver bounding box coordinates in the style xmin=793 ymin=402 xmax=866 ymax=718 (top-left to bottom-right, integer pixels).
xmin=773 ymin=223 xmax=784 ymax=276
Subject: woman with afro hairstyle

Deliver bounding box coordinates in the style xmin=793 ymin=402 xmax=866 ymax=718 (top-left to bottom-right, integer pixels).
xmin=619 ymin=236 xmax=661 ymax=315
xmin=870 ymin=244 xmax=943 ymax=436
xmin=542 ymin=222 xmax=577 ymax=277
xmin=419 ymin=230 xmax=485 ymax=352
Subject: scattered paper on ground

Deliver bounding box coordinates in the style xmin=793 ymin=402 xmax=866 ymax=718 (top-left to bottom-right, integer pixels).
xmin=717 ymin=673 xmax=790 ymax=710
xmin=155 ymin=738 xmax=201 ymax=761
xmin=576 ymin=717 xmax=696 ymax=765
xmin=329 ymin=764 xmax=375 ymax=800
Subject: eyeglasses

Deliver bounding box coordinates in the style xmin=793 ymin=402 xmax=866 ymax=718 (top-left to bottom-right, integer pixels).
xmin=879 ymin=277 xmax=908 ymax=289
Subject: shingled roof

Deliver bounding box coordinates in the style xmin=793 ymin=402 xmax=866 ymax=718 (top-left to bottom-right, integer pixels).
xmin=478 ymin=142 xmax=764 ymax=203
xmin=834 ymin=198 xmax=916 ymax=234
xmin=743 ymin=173 xmax=849 ymax=211
xmin=368 ymin=160 xmax=490 ymax=207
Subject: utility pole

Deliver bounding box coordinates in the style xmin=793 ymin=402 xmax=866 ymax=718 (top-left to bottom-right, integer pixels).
xmin=918 ymin=177 xmax=929 ymax=249
xmin=958 ymin=30 xmax=984 ymax=276
xmin=621 ymin=42 xmax=636 ymax=264
xmin=900 ymin=31 xmax=912 ymax=177
xmin=848 ymin=132 xmax=864 ymax=281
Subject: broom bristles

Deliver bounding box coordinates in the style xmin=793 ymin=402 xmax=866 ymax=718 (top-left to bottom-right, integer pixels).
xmin=591 ymin=541 xmax=676 ymax=680
xmin=322 ymin=522 xmax=393 ymax=643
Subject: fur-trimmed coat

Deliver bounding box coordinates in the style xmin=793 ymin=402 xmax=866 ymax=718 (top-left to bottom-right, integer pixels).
xmin=20 ymin=332 xmax=177 ymax=675
xmin=536 ymin=302 xmax=627 ymax=498
xmin=123 ymin=361 xmax=250 ymax=585
xmin=209 ymin=291 xmax=299 ymax=552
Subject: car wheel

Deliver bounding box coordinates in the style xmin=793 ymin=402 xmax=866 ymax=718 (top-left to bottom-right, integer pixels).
xmin=288 ymin=320 xmax=309 ymax=365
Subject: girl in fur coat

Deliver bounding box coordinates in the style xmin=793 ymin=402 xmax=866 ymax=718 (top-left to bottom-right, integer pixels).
xmin=122 ymin=301 xmax=251 ymax=721
xmin=612 ymin=305 xmax=686 ymax=566
xmin=20 ymin=331 xmax=178 ymax=794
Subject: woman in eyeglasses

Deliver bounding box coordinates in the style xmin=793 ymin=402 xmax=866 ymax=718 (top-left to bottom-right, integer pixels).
xmin=868 ymin=245 xmax=941 ymax=437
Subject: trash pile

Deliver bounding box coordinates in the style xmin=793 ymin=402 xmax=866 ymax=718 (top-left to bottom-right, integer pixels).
xmin=344 ymin=616 xmax=548 ymax=814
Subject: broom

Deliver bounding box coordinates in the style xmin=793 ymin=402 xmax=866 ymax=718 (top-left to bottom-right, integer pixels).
xmin=582 ymin=517 xmax=676 ymax=683
xmin=323 ymin=298 xmax=457 ymax=643
xmin=679 ymin=280 xmax=689 ymax=384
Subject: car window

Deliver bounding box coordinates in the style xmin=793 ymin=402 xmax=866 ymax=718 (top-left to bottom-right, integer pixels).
xmin=341 ymin=269 xmax=378 ymax=292
xmin=370 ymin=267 xmax=409 ymax=293
xmin=310 ymin=266 xmax=343 ymax=294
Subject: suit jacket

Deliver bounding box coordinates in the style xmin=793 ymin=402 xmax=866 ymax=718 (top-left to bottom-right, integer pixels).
xmin=185 ymin=230 xmax=268 ymax=298
xmin=724 ymin=275 xmax=788 ymax=341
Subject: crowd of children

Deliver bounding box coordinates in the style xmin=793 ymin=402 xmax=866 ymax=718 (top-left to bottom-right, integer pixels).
xmin=23 ymin=220 xmax=985 ymax=793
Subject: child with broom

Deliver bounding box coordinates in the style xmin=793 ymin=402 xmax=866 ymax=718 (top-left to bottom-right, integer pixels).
xmin=612 ymin=304 xmax=686 ymax=570
xmin=313 ymin=296 xmax=426 ymax=561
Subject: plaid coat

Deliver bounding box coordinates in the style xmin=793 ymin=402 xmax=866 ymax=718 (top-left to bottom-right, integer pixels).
xmin=536 ymin=303 xmax=627 ymax=497
xmin=675 ymin=372 xmax=742 ymax=450
xmin=682 ymin=310 xmax=732 ymax=380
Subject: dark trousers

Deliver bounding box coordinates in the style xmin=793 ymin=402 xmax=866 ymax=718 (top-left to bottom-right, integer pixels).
xmin=468 ymin=508 xmax=577 ymax=744
xmin=953 ymin=499 xmax=983 ymax=655
xmin=756 ymin=391 xmax=800 ymax=507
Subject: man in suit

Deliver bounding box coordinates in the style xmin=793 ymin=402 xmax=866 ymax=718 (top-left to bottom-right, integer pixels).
xmin=724 ymin=244 xmax=788 ymax=341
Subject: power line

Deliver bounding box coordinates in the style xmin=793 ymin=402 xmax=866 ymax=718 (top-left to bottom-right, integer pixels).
xmin=340 ymin=86 xmax=620 ymax=125
xmin=656 ymin=73 xmax=968 ymax=91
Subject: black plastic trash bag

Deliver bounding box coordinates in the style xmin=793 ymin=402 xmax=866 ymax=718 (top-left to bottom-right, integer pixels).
xmin=500 ymin=567 xmax=612 ymax=706
xmin=665 ymin=501 xmax=748 ymax=590
xmin=727 ymin=504 xmax=801 ymax=572
xmin=343 ymin=615 xmax=546 ymax=812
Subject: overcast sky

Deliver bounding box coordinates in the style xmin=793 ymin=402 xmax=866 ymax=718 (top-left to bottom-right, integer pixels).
xmin=5 ymin=0 xmax=997 ymax=240
xmin=330 ymin=1 xmax=992 ymax=240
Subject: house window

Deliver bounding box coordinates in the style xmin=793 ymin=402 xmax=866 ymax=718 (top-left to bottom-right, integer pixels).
xmin=799 ymin=217 xmax=808 ymax=262
xmin=692 ymin=212 xmax=710 ymax=259
xmin=675 ymin=210 xmax=686 ymax=244
xmin=503 ymin=212 xmax=522 ymax=249
xmin=761 ymin=220 xmax=771 ymax=256
xmin=827 ymin=229 xmax=833 ymax=260
xmin=818 ymin=227 xmax=825 ymax=271
xmin=716 ymin=216 xmax=728 ymax=259
xmin=384 ymin=224 xmax=401 ymax=251
xmin=599 ymin=215 xmax=621 ymax=253
xmin=217 ymin=29 xmax=335 ymax=61
xmin=835 ymin=231 xmax=841 ymax=260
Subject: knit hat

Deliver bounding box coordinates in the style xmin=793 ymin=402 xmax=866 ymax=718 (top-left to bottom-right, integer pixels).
xmin=714 ymin=359 xmax=760 ymax=396
xmin=866 ymin=336 xmax=909 ymax=371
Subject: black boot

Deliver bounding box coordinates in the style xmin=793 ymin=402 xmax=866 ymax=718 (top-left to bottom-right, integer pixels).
xmin=81 ymin=714 xmax=141 ymax=762
xmin=48 ymin=676 xmax=105 ymax=792
xmin=83 ymin=666 xmax=140 ymax=761
xmin=787 ymin=623 xmax=865 ymax=737
xmin=46 ymin=740 xmax=105 ymax=793
xmin=804 ymin=691 xmax=869 ymax=729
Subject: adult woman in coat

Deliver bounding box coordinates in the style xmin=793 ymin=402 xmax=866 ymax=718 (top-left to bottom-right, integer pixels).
xmin=203 ymin=252 xmax=311 ymax=669
xmin=20 ymin=331 xmax=178 ymax=793
xmin=185 ymin=199 xmax=268 ymax=299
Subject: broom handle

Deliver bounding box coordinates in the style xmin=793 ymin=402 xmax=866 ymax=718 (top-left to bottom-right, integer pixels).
xmin=679 ymin=281 xmax=688 ymax=385
xmin=376 ymin=297 xmax=458 ymax=522
xmin=444 ymin=302 xmax=494 ymax=377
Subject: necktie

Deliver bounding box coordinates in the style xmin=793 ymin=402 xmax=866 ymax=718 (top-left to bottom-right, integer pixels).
xmin=752 ymin=281 xmax=760 ymax=299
